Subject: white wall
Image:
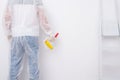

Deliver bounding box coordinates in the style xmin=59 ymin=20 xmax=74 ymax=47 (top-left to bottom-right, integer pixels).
xmin=101 ymin=0 xmax=120 ymax=80
xmin=102 ymin=37 xmax=120 ymax=80
xmin=0 ymin=0 xmax=100 ymax=80
xmin=101 ymin=0 xmax=120 ymax=36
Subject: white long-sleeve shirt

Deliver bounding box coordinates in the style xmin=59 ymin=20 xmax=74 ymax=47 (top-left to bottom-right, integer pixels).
xmin=3 ymin=0 xmax=52 ymax=37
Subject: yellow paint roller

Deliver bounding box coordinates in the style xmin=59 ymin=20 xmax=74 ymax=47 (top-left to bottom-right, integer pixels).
xmin=44 ymin=33 xmax=59 ymax=50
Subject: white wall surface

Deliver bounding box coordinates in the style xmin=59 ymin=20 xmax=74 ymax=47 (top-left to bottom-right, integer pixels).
xmin=0 ymin=0 xmax=100 ymax=80
xmin=101 ymin=0 xmax=120 ymax=80
xmin=101 ymin=0 xmax=120 ymax=36
xmin=102 ymin=37 xmax=120 ymax=80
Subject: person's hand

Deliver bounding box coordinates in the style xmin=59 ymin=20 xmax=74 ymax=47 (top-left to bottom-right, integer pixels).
xmin=7 ymin=35 xmax=12 ymax=41
xmin=48 ymin=33 xmax=55 ymax=42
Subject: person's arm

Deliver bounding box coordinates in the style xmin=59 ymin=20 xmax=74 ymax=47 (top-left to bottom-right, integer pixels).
xmin=3 ymin=4 xmax=12 ymax=40
xmin=36 ymin=0 xmax=53 ymax=36
xmin=4 ymin=7 xmax=12 ymax=31
xmin=37 ymin=7 xmax=52 ymax=34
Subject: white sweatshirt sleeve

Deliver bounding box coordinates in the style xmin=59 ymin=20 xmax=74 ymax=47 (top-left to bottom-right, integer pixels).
xmin=36 ymin=0 xmax=53 ymax=35
xmin=2 ymin=1 xmax=12 ymax=37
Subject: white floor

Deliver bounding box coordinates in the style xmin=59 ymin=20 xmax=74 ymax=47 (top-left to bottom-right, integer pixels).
xmin=102 ymin=37 xmax=120 ymax=80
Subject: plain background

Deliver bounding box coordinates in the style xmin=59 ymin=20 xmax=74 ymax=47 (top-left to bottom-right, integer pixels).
xmin=0 ymin=0 xmax=101 ymax=80
xmin=101 ymin=0 xmax=120 ymax=80
xmin=102 ymin=37 xmax=120 ymax=80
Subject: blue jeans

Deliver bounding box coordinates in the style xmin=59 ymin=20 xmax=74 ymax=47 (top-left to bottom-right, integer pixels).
xmin=9 ymin=36 xmax=39 ymax=80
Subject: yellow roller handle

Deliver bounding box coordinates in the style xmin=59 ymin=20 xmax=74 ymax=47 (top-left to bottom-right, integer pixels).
xmin=45 ymin=40 xmax=54 ymax=50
